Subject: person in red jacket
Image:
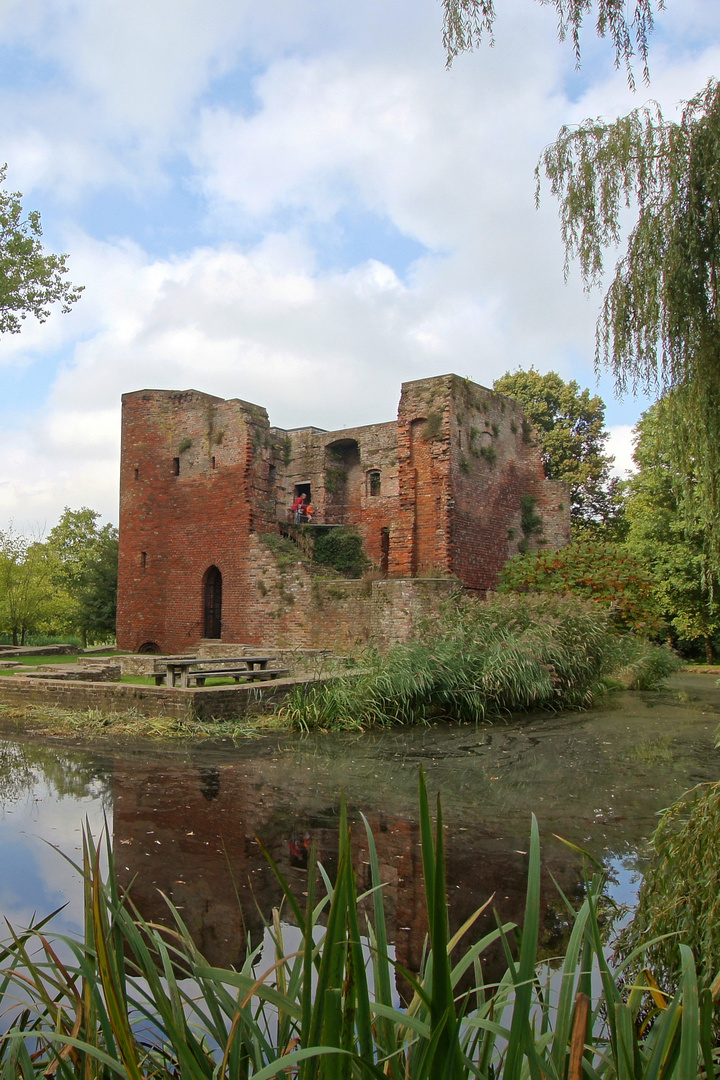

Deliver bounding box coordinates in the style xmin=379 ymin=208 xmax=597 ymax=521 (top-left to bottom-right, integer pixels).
xmin=291 ymin=494 xmax=306 ymax=523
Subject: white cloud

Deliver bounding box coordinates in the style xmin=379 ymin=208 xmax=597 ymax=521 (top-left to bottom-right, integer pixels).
xmin=607 ymin=425 xmax=637 ymax=478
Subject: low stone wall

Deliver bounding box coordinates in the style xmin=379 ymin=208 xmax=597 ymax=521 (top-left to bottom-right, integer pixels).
xmin=0 ymin=673 xmax=321 ymax=722
xmin=23 ymin=663 xmax=122 ymax=682
xmin=0 ymin=644 xmax=81 ymax=657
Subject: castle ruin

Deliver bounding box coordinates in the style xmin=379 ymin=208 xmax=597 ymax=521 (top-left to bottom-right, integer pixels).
xmin=116 ymin=374 xmax=569 ymax=654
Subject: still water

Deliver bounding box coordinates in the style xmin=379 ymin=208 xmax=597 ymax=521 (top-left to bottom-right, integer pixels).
xmin=2 ymin=673 xmax=720 ymax=971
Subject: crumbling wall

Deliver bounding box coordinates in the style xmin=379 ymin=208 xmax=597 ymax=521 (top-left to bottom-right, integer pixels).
xmin=446 ymin=376 xmax=570 ymax=590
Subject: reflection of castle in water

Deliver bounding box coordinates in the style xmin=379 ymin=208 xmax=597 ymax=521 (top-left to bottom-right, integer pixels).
xmin=113 ymin=758 xmax=585 ymax=976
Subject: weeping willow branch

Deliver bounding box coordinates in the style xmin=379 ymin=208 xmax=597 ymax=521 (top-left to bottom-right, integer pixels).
xmin=442 ymin=0 xmax=663 ymax=86
xmin=538 ymin=79 xmax=720 ymax=563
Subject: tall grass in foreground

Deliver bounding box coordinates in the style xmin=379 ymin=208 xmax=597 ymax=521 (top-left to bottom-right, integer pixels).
xmin=280 ymin=593 xmax=679 ymax=731
xmin=0 ymin=774 xmax=713 ymax=1078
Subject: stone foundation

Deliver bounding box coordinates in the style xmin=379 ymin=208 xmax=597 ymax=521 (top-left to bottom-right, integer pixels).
xmin=0 ymin=672 xmax=322 ymax=722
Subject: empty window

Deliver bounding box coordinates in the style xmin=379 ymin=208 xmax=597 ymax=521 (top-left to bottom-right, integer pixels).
xmin=173 ymin=457 xmax=180 ymax=476
xmin=134 ymin=467 xmax=139 ymax=480
xmin=211 ymin=456 xmax=216 ymax=470
xmin=140 ymin=551 xmax=147 ymax=569
xmin=203 ymin=565 xmax=222 ymax=639
xmin=368 ymin=470 xmax=381 ymax=496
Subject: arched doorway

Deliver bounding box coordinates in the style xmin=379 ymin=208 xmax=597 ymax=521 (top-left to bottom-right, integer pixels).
xmin=203 ymin=565 xmax=222 ymax=638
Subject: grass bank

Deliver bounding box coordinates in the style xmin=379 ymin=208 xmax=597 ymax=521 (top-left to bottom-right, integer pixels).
xmin=0 ymin=701 xmax=286 ymax=741
xmin=280 ymin=593 xmax=680 ymax=731
xmin=0 ymin=775 xmax=712 ymax=1078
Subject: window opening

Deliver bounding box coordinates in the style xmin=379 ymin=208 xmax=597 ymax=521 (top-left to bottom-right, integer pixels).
xmin=368 ymin=470 xmax=381 ymax=497
xmin=134 ymin=467 xmax=139 ymax=480
xmin=381 ymin=527 xmax=390 ymax=575
xmin=140 ymin=551 xmax=147 ymax=569
xmin=173 ymin=457 xmax=180 ymax=476
xmin=203 ymin=565 xmax=222 ymax=639
xmin=211 ymin=456 xmax=216 ymax=470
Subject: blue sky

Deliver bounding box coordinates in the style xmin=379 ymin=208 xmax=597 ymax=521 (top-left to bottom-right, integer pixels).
xmin=0 ymin=0 xmax=718 ymax=531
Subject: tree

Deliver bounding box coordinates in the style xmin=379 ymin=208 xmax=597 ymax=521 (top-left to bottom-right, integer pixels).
xmin=46 ymin=508 xmax=118 ymax=646
xmin=537 ymin=80 xmax=720 ymax=566
xmin=493 ymin=369 xmax=624 ymax=534
xmin=0 ymin=165 xmax=83 ymax=335
xmin=0 ymin=529 xmax=60 ymax=645
xmin=626 ymin=400 xmax=720 ymax=661
xmin=442 ymin=0 xmax=662 ymax=87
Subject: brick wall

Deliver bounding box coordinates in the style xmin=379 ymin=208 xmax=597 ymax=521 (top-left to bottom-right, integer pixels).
xmin=117 ymin=389 xmax=279 ymax=654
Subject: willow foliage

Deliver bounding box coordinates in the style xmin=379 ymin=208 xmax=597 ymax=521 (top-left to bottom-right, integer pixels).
xmin=442 ymin=0 xmax=661 ymax=85
xmin=617 ymin=780 xmax=720 ymax=997
xmin=538 ymin=80 xmax=720 ymax=563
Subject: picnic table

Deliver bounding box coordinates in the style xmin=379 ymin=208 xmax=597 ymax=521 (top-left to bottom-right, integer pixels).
xmin=155 ymin=656 xmax=288 ymax=688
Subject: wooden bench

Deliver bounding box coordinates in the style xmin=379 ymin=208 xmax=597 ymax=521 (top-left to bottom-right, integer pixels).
xmin=187 ymin=668 xmax=290 ymax=686
xmin=153 ymin=656 xmax=287 ymax=687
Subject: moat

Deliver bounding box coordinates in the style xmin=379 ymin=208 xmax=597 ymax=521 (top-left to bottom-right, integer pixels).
xmin=2 ymin=672 xmax=719 ymax=969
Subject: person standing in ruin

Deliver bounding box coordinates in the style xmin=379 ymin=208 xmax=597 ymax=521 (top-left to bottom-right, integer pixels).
xmin=292 ymin=494 xmax=306 ymax=523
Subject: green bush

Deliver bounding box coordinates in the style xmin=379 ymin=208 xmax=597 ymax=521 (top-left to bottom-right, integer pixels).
xmin=312 ymin=528 xmax=369 ymax=578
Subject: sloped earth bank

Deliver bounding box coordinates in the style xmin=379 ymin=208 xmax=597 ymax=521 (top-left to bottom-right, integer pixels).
xmin=0 ymin=672 xmax=718 ymax=977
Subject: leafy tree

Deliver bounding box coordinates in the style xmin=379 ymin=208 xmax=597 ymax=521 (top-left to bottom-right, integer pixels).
xmin=626 ymin=400 xmax=720 ymax=661
xmin=75 ymin=531 xmax=119 ymax=644
xmin=498 ymin=540 xmax=662 ymax=636
xmin=493 ymin=369 xmax=624 ymax=535
xmin=46 ymin=508 xmax=118 ymax=646
xmin=442 ymin=0 xmax=661 ymax=86
xmin=537 ymin=80 xmax=720 ymax=566
xmin=0 ymin=529 xmax=61 ymax=645
xmin=0 ymin=166 xmax=83 ymax=334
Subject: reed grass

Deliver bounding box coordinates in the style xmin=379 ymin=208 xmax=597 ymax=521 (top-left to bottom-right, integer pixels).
xmin=280 ymin=593 xmax=679 ymax=731
xmin=0 ymin=772 xmax=713 ymax=1078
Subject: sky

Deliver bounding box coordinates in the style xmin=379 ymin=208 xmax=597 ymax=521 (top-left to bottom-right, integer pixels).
xmin=0 ymin=0 xmax=718 ymax=533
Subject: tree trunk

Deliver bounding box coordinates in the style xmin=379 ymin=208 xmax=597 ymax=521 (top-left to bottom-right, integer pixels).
xmin=12 ymin=628 xmax=18 ymax=646
xmin=705 ymin=636 xmax=715 ymax=664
